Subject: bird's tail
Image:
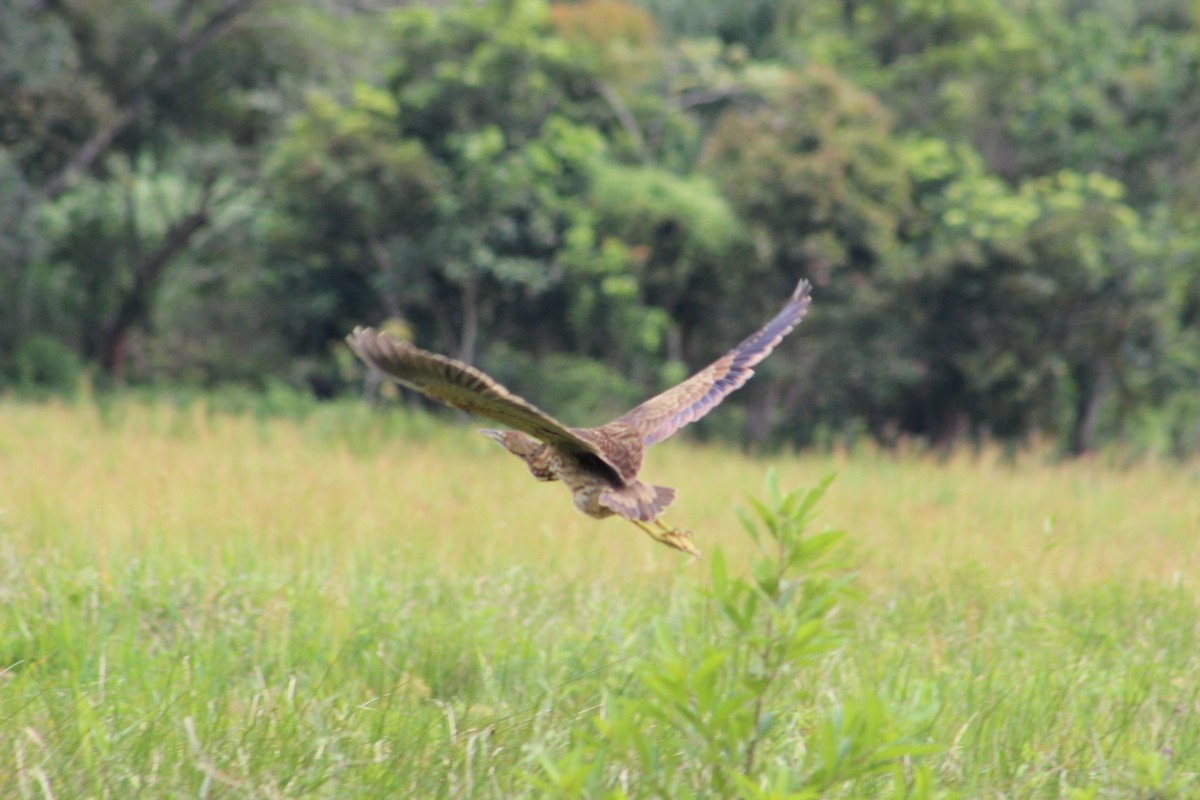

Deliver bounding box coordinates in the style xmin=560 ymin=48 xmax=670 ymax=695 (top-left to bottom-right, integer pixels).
xmin=600 ymin=483 xmax=677 ymax=522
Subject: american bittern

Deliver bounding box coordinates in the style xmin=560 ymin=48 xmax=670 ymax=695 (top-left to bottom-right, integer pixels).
xmin=347 ymin=280 xmax=812 ymax=557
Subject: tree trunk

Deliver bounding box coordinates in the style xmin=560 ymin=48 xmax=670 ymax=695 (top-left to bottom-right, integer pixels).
xmin=98 ymin=204 xmax=211 ymax=377
xmin=458 ymin=278 xmax=480 ymax=365
xmin=1069 ymin=360 xmax=1112 ymax=455
xmin=743 ymin=381 xmax=780 ymax=446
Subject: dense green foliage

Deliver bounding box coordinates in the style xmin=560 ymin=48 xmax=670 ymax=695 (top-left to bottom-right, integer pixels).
xmin=3 ymin=0 xmax=1199 ymax=453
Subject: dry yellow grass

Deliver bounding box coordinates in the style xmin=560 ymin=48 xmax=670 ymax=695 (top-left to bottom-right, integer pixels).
xmin=3 ymin=399 xmax=1196 ymax=595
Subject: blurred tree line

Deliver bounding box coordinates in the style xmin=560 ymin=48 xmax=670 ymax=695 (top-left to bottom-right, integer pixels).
xmin=3 ymin=0 xmax=1199 ymax=454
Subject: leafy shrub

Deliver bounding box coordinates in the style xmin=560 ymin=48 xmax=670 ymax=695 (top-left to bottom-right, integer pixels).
xmin=526 ymin=472 xmax=939 ymax=797
xmin=12 ymin=334 xmax=84 ymax=396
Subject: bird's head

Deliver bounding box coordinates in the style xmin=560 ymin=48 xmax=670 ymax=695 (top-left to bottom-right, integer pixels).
xmin=481 ymin=429 xmax=555 ymax=481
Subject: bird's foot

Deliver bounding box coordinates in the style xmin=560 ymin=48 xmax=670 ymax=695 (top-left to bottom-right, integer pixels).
xmin=657 ymin=527 xmax=701 ymax=558
xmin=634 ymin=518 xmax=701 ymax=558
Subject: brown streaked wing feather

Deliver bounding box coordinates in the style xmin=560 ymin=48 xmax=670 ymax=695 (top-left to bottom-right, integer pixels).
xmin=616 ymin=279 xmax=813 ymax=447
xmin=576 ymin=422 xmax=645 ymax=483
xmin=347 ymin=328 xmax=620 ymax=468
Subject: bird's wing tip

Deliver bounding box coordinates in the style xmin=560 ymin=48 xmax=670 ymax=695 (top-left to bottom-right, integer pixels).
xmin=347 ymin=327 xmax=395 ymax=366
xmin=791 ymin=278 xmax=813 ymax=304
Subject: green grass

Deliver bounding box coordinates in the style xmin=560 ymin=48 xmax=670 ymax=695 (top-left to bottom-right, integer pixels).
xmin=1 ymin=399 xmax=1198 ymax=797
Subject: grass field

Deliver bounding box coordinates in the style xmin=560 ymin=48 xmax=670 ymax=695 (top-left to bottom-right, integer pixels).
xmin=2 ymin=399 xmax=1199 ymax=797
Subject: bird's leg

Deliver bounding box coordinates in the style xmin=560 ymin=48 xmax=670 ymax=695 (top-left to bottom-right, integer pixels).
xmin=652 ymin=518 xmax=676 ymax=535
xmin=632 ymin=518 xmax=700 ymax=558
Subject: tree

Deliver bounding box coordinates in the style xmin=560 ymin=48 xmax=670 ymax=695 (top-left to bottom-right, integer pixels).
xmin=267 ymin=0 xmax=609 ymax=361
xmin=897 ymin=140 xmax=1175 ymax=452
xmin=1002 ymin=5 xmax=1200 ymax=207
xmin=0 ymin=0 xmax=297 ymax=379
xmin=702 ymin=65 xmax=914 ymax=443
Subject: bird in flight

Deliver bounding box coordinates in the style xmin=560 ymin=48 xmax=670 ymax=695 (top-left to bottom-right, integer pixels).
xmin=347 ymin=279 xmax=812 ymax=557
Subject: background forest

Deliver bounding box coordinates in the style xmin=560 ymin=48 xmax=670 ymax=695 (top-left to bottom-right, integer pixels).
xmin=4 ymin=0 xmax=1200 ymax=455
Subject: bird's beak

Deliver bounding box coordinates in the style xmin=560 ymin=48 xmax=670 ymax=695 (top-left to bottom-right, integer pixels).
xmin=480 ymin=429 xmax=505 ymax=445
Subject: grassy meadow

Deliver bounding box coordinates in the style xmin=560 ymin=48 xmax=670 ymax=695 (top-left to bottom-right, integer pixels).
xmin=2 ymin=398 xmax=1199 ymax=797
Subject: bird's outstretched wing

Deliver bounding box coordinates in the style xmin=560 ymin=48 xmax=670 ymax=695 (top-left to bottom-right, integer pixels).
xmin=347 ymin=327 xmax=624 ymax=469
xmin=616 ymin=279 xmax=813 ymax=447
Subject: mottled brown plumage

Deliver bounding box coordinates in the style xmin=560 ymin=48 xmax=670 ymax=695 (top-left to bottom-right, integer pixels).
xmin=347 ymin=279 xmax=812 ymax=556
